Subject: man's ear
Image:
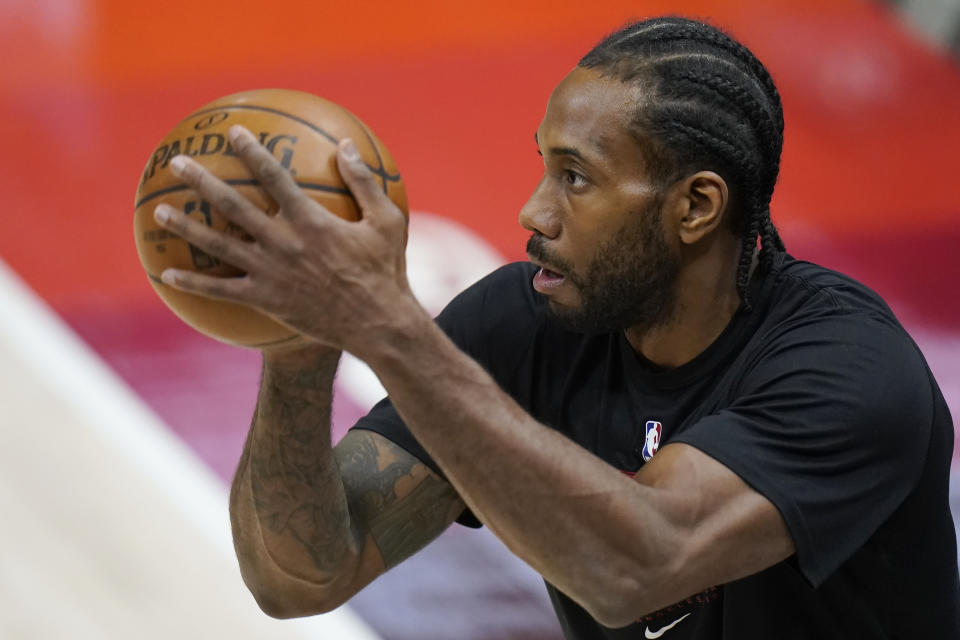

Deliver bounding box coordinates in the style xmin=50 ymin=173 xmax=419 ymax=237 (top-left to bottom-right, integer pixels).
xmin=672 ymin=171 xmax=729 ymax=245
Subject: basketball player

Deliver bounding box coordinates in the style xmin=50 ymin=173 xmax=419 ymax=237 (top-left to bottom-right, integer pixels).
xmin=152 ymin=16 xmax=960 ymax=638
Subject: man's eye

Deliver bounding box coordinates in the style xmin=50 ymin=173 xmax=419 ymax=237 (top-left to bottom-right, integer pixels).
xmin=565 ymin=170 xmax=586 ymax=187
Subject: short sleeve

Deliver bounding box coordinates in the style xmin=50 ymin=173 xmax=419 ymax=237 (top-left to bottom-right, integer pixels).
xmin=672 ymin=313 xmax=935 ymax=586
xmin=351 ymin=262 xmax=540 ymax=527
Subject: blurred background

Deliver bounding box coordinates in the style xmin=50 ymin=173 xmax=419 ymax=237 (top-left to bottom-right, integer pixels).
xmin=1 ymin=0 xmax=958 ymax=638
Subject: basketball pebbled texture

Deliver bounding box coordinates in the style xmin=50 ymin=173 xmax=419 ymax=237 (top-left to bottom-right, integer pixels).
xmin=133 ymin=89 xmax=408 ymax=349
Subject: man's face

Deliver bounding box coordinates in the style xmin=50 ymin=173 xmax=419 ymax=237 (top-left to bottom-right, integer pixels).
xmin=521 ymin=67 xmax=679 ymax=334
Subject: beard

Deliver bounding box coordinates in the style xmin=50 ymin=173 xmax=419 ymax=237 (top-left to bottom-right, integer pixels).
xmin=526 ymin=200 xmax=680 ymax=334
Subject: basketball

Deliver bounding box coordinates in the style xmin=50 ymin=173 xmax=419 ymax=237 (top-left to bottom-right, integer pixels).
xmin=133 ymin=89 xmax=408 ymax=350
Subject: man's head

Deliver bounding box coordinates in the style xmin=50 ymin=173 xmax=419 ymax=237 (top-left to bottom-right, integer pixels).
xmin=520 ymin=16 xmax=784 ymax=333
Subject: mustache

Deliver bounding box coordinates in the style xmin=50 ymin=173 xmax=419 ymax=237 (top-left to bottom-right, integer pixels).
xmin=526 ymin=233 xmax=573 ymax=275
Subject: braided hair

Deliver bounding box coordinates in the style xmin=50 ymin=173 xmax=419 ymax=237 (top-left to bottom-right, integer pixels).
xmin=580 ymin=16 xmax=785 ymax=309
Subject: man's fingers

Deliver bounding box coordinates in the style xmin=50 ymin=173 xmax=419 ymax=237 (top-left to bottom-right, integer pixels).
xmin=154 ymin=203 xmax=256 ymax=272
xmin=158 ymin=267 xmax=254 ymax=303
xmin=228 ymin=125 xmax=308 ymax=216
xmin=168 ymin=154 xmax=271 ymax=238
xmin=336 ymin=139 xmax=404 ymax=229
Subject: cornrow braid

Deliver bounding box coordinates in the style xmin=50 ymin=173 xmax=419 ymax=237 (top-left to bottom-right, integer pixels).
xmin=666 ymin=69 xmax=779 ymax=197
xmin=637 ymin=20 xmax=785 ymax=135
xmin=580 ymin=16 xmax=786 ymax=309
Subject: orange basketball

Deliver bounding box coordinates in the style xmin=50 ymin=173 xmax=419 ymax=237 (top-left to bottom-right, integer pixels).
xmin=133 ymin=89 xmax=408 ymax=350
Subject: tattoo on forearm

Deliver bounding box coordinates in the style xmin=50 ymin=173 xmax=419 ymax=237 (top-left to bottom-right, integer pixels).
xmin=337 ymin=433 xmax=462 ymax=568
xmin=366 ymin=475 xmax=457 ymax=567
xmin=239 ymin=354 xmax=460 ymax=577
xmin=246 ymin=357 xmax=360 ymax=574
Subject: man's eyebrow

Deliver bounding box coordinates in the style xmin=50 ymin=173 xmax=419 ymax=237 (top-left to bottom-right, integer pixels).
xmin=534 ymin=132 xmax=587 ymax=161
xmin=549 ymin=146 xmax=586 ymax=161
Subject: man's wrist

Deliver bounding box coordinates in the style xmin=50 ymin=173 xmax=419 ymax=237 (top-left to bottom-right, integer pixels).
xmin=262 ymin=342 xmax=342 ymax=371
xmin=350 ymin=298 xmax=438 ymax=368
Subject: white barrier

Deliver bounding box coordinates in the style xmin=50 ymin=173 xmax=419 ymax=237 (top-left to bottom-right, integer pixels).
xmin=0 ymin=258 xmax=380 ymax=640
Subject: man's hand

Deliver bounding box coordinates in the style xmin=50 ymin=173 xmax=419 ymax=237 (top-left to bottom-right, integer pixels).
xmin=152 ymin=125 xmax=418 ymax=355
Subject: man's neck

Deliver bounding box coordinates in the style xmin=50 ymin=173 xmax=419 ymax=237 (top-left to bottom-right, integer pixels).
xmin=624 ymin=246 xmax=746 ymax=369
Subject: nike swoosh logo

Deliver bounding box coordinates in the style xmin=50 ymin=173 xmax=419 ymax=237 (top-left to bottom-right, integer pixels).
xmin=644 ymin=612 xmax=692 ymax=639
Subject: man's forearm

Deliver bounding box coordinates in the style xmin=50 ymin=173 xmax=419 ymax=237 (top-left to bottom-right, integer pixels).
xmin=229 ymin=348 xmax=362 ymax=589
xmin=356 ymin=313 xmax=661 ymax=622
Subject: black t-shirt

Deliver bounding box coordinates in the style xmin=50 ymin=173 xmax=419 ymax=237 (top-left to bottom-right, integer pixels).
xmin=353 ymin=253 xmax=960 ymax=639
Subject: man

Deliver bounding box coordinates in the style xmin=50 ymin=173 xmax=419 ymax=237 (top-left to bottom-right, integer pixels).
xmin=152 ymin=16 xmax=960 ymax=639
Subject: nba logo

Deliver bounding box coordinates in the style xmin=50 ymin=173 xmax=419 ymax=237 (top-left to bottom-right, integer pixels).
xmin=642 ymin=420 xmax=662 ymax=462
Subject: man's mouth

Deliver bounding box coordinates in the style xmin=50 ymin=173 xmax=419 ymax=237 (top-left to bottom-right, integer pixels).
xmin=531 ymin=264 xmax=566 ymax=293
xmin=526 ymin=235 xmax=570 ymax=295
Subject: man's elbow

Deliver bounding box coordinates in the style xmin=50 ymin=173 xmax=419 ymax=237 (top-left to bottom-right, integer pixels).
xmin=581 ymin=580 xmax=648 ymax=629
xmin=578 ymin=562 xmax=676 ymax=629
xmin=251 ymin=590 xmax=305 ymax=620
xmin=591 ymin=605 xmax=649 ymax=629
xmin=581 ymin=551 xmax=706 ymax=628
xmin=250 ymin=589 xmax=343 ymax=619
xmin=241 ymin=568 xmax=354 ymax=620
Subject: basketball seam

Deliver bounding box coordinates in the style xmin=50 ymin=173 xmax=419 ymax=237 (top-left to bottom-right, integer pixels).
xmin=135 ymin=179 xmax=351 ymax=209
xmin=345 ymin=111 xmax=388 ymax=194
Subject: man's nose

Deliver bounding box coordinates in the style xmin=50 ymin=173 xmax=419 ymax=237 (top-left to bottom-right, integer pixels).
xmin=518 ymin=179 xmax=561 ymax=239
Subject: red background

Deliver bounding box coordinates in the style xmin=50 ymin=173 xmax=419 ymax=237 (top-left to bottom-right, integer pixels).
xmin=3 ymin=0 xmax=959 ymax=325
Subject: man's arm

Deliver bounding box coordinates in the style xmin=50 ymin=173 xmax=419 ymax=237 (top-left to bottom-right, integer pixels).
xmin=229 ymin=347 xmax=464 ymax=618
xmin=357 ymin=316 xmax=795 ymax=627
